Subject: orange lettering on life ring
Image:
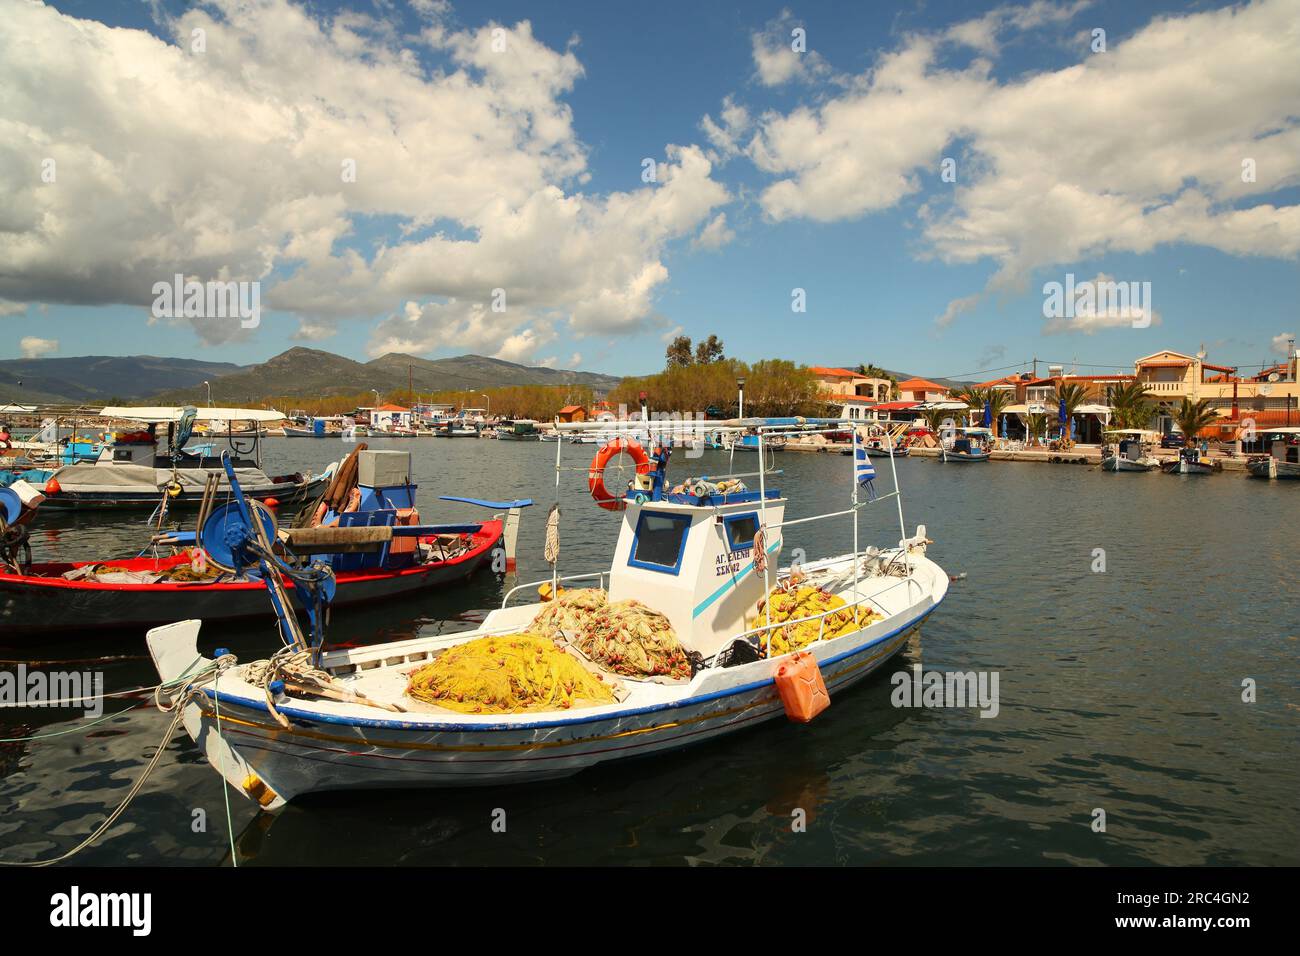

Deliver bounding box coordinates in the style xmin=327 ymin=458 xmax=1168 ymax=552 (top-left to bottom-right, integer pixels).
xmin=588 ymin=438 xmax=651 ymax=511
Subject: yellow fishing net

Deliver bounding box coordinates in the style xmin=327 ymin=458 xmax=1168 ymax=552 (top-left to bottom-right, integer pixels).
xmin=747 ymin=584 xmax=882 ymax=657
xmin=531 ymin=589 xmax=692 ymax=681
xmin=406 ymin=633 xmax=616 ymax=713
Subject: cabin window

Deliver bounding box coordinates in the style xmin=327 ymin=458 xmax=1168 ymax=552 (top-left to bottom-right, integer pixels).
xmin=629 ymin=511 xmax=691 ymax=573
xmin=723 ymin=512 xmax=759 ymax=553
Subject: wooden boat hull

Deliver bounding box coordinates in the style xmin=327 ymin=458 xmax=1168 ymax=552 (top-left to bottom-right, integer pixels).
xmin=1247 ymin=457 xmax=1300 ymax=479
xmin=1162 ymin=459 xmax=1217 ymax=475
xmin=941 ymin=451 xmax=989 ymax=462
xmin=150 ymin=552 xmax=947 ymax=806
xmin=0 ymin=522 xmax=502 ymax=637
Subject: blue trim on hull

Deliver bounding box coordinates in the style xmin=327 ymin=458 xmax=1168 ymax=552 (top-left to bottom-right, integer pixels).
xmin=202 ymin=598 xmax=942 ymax=732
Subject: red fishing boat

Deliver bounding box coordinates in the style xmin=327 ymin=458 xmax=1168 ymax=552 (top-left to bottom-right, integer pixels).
xmin=0 ymin=521 xmax=503 ymax=638
xmin=0 ymin=447 xmax=531 ymax=639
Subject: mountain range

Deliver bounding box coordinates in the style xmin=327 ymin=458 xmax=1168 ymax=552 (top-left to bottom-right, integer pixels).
xmin=0 ymin=348 xmax=620 ymax=406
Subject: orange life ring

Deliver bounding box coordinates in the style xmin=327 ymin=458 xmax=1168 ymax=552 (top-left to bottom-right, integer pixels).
xmin=588 ymin=438 xmax=651 ymax=511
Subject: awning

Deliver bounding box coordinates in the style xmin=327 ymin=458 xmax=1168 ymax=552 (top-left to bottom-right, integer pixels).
xmin=99 ymin=406 xmax=285 ymax=423
xmin=873 ymin=401 xmax=920 ymax=411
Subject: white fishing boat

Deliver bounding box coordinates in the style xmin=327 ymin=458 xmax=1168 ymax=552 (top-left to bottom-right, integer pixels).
xmin=41 ymin=406 xmax=334 ymax=510
xmin=725 ymin=432 xmax=785 ymax=453
xmin=1247 ymin=427 xmax=1300 ymax=479
xmin=940 ymin=427 xmax=992 ymax=462
xmin=283 ymin=416 xmax=350 ymax=438
xmin=1162 ymin=446 xmax=1220 ymax=475
xmin=1101 ymin=429 xmax=1160 ymax=472
xmin=496 ymin=419 xmax=542 ymax=441
xmin=148 ymin=419 xmax=947 ymax=809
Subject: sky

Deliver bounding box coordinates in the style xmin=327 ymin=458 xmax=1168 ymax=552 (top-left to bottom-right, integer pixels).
xmin=0 ymin=0 xmax=1297 ymax=381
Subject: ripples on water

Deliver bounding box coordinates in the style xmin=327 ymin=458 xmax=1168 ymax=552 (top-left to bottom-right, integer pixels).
xmin=2 ymin=438 xmax=1297 ymax=865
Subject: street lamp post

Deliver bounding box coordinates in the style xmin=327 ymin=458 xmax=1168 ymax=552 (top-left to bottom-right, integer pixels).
xmin=737 ymin=377 xmax=746 ymax=419
xmin=202 ymin=380 xmax=212 ymax=407
xmin=480 ymin=392 xmax=491 ymax=417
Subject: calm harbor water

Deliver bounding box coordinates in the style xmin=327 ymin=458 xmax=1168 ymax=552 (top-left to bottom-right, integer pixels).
xmin=2 ymin=437 xmax=1297 ymax=866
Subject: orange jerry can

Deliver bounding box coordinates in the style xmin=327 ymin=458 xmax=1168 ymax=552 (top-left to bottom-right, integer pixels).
xmin=774 ymin=652 xmax=830 ymax=723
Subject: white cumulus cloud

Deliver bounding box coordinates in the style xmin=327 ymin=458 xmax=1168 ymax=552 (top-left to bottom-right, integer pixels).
xmin=0 ymin=0 xmax=729 ymax=363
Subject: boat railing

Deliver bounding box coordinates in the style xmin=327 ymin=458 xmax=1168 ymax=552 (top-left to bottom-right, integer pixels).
xmin=731 ymin=573 xmax=917 ymax=654
xmin=500 ymin=571 xmax=609 ymax=609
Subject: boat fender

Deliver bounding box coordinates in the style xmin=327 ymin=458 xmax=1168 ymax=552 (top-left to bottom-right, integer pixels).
xmin=774 ymin=652 xmax=830 ymax=723
xmin=166 ymin=480 xmax=183 ymax=498
xmin=190 ymin=547 xmax=208 ymax=575
xmin=214 ymin=647 xmax=232 ymax=659
xmin=588 ymin=438 xmax=652 ymax=511
xmin=44 ymin=477 xmax=61 ymax=495
xmin=241 ymin=773 xmax=279 ymax=809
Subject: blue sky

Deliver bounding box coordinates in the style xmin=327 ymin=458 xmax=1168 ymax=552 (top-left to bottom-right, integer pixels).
xmin=3 ymin=0 xmax=1297 ymax=380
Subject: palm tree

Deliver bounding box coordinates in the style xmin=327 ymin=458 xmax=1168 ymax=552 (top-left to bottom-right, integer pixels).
xmin=1107 ymin=380 xmax=1152 ymax=431
xmin=954 ymin=386 xmax=987 ymax=428
xmin=1170 ymin=398 xmax=1221 ymax=448
xmin=1054 ymin=382 xmax=1088 ymax=446
xmin=1026 ymin=412 xmax=1047 ymax=446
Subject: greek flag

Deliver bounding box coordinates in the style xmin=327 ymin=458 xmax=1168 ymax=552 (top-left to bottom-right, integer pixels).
xmin=854 ymin=446 xmax=877 ymax=500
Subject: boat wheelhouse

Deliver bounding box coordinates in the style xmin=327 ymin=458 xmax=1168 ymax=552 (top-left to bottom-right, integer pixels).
xmin=148 ymin=418 xmax=948 ymax=808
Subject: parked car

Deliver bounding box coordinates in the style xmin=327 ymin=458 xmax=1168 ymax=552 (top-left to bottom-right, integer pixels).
xmin=1160 ymin=433 xmax=1185 ymax=449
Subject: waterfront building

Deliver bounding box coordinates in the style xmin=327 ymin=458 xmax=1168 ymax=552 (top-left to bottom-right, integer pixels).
xmin=370 ymin=403 xmax=413 ymax=431
xmin=896 ymin=378 xmax=950 ymax=402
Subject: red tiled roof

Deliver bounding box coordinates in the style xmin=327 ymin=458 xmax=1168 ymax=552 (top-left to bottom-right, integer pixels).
xmin=897 ymin=378 xmax=946 ymax=391
xmin=558 ymin=405 xmax=583 ymax=414
xmin=974 ymin=376 xmax=1021 ymax=389
xmin=375 ymin=403 xmax=409 ymax=411
xmin=810 ymin=366 xmax=858 ymax=378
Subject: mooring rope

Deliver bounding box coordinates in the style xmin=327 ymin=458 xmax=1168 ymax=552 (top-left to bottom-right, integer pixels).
xmin=0 ymin=656 xmax=228 ymax=867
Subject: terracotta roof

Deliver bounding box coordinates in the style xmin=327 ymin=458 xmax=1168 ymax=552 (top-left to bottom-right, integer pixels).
xmin=897 ymin=378 xmax=946 ymax=391
xmin=374 ymin=403 xmax=410 ymax=411
xmin=810 ymin=366 xmax=858 ymax=378
xmin=558 ymin=405 xmax=584 ymax=414
xmin=974 ymin=376 xmax=1022 ymax=389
